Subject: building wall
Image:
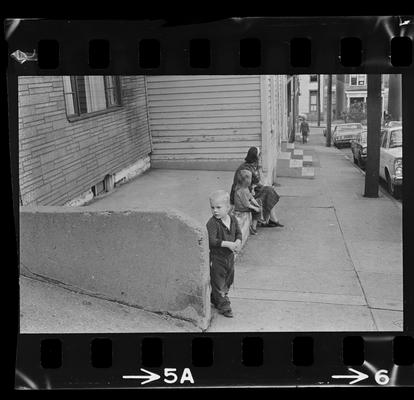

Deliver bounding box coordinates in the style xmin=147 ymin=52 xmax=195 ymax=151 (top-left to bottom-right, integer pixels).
xmin=146 ymin=75 xmax=263 ymax=169
xmin=260 ymin=75 xmax=286 ymax=184
xmin=19 ymin=76 xmax=152 ymax=206
xmin=298 ymin=75 xmax=324 ymax=121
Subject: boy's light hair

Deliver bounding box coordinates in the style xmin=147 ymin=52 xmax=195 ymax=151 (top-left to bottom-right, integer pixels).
xmin=237 ymin=169 xmax=252 ymax=186
xmin=209 ymin=190 xmax=230 ymax=204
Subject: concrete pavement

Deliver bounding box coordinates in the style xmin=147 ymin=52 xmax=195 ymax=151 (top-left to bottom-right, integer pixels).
xmin=20 ymin=276 xmax=199 ymax=333
xmin=207 ymin=128 xmax=403 ymax=331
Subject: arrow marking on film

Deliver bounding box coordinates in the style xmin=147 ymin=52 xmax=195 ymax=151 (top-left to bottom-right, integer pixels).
xmin=332 ymin=368 xmax=369 ymax=385
xmin=122 ymin=368 xmax=161 ymax=385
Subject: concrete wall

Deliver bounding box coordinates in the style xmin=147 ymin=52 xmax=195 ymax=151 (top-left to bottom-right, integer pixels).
xmin=19 ymin=76 xmax=152 ymax=206
xmin=19 ymin=206 xmax=211 ymax=331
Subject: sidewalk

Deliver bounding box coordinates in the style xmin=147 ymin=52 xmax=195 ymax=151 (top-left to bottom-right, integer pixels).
xmin=20 ymin=128 xmax=403 ymax=333
xmin=207 ymin=128 xmax=402 ymax=331
xmin=20 ymin=275 xmax=199 ymax=333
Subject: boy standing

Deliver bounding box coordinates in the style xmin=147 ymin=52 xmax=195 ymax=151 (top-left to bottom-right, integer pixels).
xmin=206 ymin=190 xmax=242 ymax=318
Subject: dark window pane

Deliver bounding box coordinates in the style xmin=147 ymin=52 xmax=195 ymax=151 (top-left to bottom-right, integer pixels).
xmin=75 ymin=76 xmax=88 ymax=114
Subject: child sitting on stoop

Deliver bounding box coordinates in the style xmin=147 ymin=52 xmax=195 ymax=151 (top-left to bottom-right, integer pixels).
xmin=233 ymin=169 xmax=263 ymax=235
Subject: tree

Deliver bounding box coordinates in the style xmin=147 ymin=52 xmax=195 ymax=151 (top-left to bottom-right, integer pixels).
xmin=344 ymin=101 xmax=366 ymax=123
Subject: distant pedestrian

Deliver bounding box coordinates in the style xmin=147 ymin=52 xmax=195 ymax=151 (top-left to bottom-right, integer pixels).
xmin=230 ymin=147 xmax=283 ymax=228
xmin=233 ymin=169 xmax=262 ymax=235
xmin=206 ymin=190 xmax=242 ymax=318
xmin=300 ymin=119 xmax=310 ymax=143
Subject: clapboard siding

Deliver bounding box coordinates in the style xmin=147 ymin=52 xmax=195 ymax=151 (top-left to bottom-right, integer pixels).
xmin=19 ymin=76 xmax=151 ymax=205
xmin=149 ymin=98 xmax=262 ymax=106
xmin=147 ymin=75 xmax=262 ymax=163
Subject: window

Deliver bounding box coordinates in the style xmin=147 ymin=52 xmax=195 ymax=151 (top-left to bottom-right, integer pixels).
xmin=62 ymin=76 xmax=121 ymax=118
xmin=309 ymin=90 xmax=317 ymax=112
xmin=350 ymin=74 xmax=366 ymax=86
xmin=381 ymin=131 xmax=388 ymax=148
xmin=389 ymin=129 xmax=402 ymax=148
xmin=358 ymin=75 xmax=366 ymax=85
xmin=310 ymin=75 xmax=318 ymax=82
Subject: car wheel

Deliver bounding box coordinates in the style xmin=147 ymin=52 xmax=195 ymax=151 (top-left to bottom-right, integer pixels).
xmin=386 ymin=171 xmax=398 ymax=198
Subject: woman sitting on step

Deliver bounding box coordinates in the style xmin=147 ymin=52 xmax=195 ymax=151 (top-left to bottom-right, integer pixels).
xmin=230 ymin=147 xmax=284 ymax=228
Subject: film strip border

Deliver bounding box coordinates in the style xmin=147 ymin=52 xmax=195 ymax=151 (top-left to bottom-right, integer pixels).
xmin=8 ymin=17 xmax=414 ymax=389
xmin=6 ymin=17 xmax=414 ymax=74
xmin=16 ymin=334 xmax=414 ymax=388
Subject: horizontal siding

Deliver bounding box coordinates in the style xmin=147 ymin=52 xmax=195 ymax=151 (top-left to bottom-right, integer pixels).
xmin=19 ymin=76 xmax=151 ymax=205
xmin=147 ymin=75 xmax=262 ymax=162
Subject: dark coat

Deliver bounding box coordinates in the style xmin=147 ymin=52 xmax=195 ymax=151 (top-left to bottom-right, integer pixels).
xmin=300 ymin=121 xmax=310 ymax=135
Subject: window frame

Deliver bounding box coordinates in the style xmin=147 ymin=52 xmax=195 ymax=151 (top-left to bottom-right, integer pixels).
xmin=350 ymin=74 xmax=358 ymax=85
xmin=357 ymin=74 xmax=366 ymax=85
xmin=309 ymin=90 xmax=317 ymax=112
xmin=350 ymin=74 xmax=366 ymax=86
xmin=62 ymin=76 xmax=122 ymax=121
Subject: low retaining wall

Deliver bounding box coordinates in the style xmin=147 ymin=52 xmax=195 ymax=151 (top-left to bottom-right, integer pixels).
xmin=19 ymin=206 xmax=211 ymax=330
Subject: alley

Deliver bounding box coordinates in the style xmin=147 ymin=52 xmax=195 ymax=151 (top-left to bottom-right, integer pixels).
xmin=207 ymin=127 xmax=403 ymax=332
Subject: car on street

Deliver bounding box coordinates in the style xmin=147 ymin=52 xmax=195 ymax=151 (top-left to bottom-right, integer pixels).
xmin=379 ymin=126 xmax=402 ymax=198
xmin=351 ymin=129 xmax=367 ymax=168
xmin=332 ymin=123 xmax=364 ymax=148
xmin=384 ymin=120 xmax=402 ymax=128
xmin=323 ymin=124 xmax=336 ymax=137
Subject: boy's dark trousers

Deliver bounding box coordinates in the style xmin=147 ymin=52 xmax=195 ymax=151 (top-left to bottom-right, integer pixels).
xmin=210 ymin=253 xmax=234 ymax=313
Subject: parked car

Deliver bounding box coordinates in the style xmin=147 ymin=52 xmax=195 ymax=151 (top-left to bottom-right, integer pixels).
xmin=379 ymin=126 xmax=402 ymax=198
xmin=323 ymin=124 xmax=337 ymax=137
xmin=384 ymin=120 xmax=402 ymax=128
xmin=332 ymin=123 xmax=364 ymax=148
xmin=351 ymin=130 xmax=367 ymax=168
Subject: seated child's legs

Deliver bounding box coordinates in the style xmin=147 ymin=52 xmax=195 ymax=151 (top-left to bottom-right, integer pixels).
xmin=251 ymin=203 xmax=262 ymax=232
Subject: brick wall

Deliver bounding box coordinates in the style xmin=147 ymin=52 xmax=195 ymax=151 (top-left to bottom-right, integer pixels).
xmin=19 ymin=76 xmax=152 ymax=205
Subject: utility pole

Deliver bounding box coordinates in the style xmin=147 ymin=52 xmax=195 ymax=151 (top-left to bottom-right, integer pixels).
xmin=364 ymin=74 xmax=382 ymax=198
xmin=290 ymin=76 xmax=297 ymax=143
xmin=317 ymin=74 xmax=321 ymax=126
xmin=326 ymin=75 xmax=332 ymax=146
xmin=388 ymin=74 xmax=402 ymax=121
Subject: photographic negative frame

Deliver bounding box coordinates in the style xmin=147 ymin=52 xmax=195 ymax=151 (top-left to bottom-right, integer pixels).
xmin=7 ymin=16 xmax=414 ymax=389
